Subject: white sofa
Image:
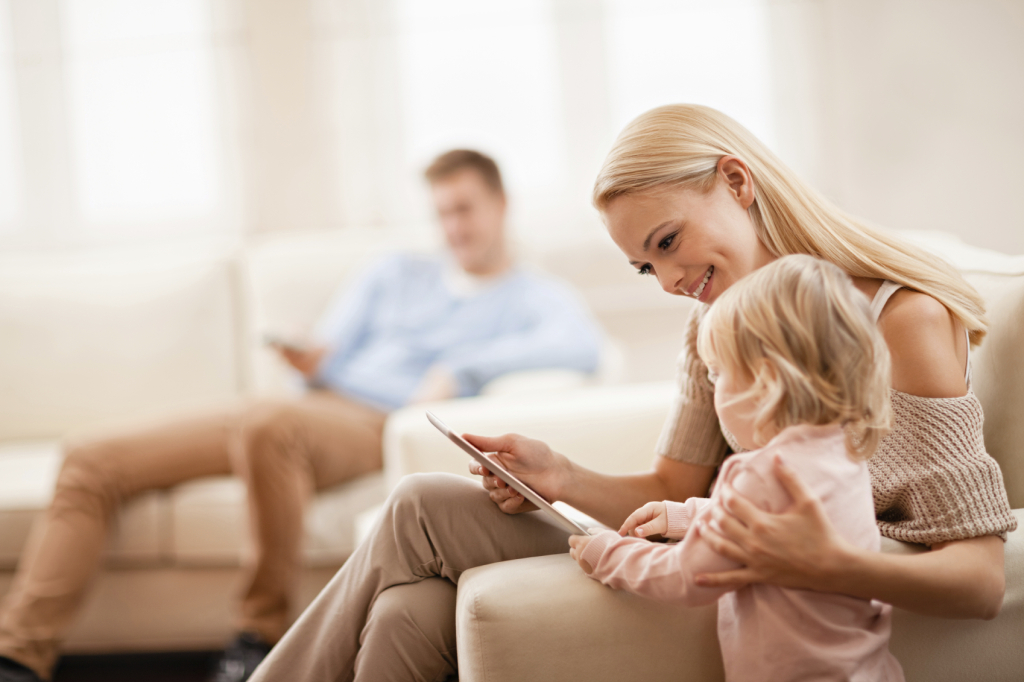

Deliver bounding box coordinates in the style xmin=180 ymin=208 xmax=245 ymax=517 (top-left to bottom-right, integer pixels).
xmin=0 ymin=226 xmax=691 ymax=653
xmin=382 ymin=232 xmax=1024 ymax=682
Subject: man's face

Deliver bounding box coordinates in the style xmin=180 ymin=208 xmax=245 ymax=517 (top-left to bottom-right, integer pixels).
xmin=430 ymin=168 xmax=507 ymax=274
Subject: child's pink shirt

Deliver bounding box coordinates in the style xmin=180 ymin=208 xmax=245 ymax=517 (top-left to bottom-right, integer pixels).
xmin=580 ymin=423 xmax=904 ymax=682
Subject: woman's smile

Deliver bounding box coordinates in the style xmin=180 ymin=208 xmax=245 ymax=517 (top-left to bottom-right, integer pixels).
xmin=685 ymin=265 xmax=714 ymax=300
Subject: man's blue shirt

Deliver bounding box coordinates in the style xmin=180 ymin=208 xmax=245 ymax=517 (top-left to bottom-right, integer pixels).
xmin=311 ymin=253 xmax=602 ymax=411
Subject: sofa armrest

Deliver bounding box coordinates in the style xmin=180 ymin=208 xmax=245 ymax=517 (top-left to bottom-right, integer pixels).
xmin=455 ymin=509 xmax=1024 ymax=682
xmin=382 ymin=381 xmax=675 ymax=491
xmin=886 ymin=508 xmax=1024 ymax=681
xmin=455 ymin=553 xmax=722 ymax=682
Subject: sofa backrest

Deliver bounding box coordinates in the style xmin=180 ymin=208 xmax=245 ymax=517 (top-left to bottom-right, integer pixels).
xmin=0 ymin=246 xmax=243 ymax=441
xmin=240 ymin=227 xmax=441 ymax=396
xmin=899 ymin=230 xmax=1024 ymax=508
xmin=964 ymin=271 xmax=1024 ymax=508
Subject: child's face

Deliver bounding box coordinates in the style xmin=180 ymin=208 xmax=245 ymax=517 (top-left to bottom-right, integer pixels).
xmin=709 ymin=364 xmax=763 ymax=450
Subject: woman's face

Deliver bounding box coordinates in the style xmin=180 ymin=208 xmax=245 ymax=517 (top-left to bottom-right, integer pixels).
xmin=603 ymin=158 xmax=774 ymax=305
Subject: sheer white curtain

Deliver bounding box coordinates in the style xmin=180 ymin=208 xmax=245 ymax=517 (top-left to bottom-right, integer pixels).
xmin=63 ymin=0 xmax=222 ymax=230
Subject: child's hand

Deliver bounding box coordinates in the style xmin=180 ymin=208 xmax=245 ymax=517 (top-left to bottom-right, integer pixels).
xmin=568 ymin=534 xmax=594 ymax=574
xmin=619 ymin=501 xmax=668 ymax=538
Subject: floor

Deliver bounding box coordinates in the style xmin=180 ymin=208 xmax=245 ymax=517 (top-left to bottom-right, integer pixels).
xmin=52 ymin=652 xmax=219 ymax=682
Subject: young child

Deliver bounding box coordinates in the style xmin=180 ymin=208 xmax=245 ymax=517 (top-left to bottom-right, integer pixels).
xmin=568 ymin=254 xmax=905 ymax=682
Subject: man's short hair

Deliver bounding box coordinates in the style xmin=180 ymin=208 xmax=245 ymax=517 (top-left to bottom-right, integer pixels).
xmin=424 ymin=149 xmax=504 ymax=195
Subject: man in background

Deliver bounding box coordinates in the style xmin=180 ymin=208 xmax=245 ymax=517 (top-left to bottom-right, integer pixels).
xmin=0 ymin=150 xmax=602 ymax=682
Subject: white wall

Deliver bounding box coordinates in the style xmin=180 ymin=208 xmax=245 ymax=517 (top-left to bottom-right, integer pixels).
xmin=768 ymin=0 xmax=1024 ymax=254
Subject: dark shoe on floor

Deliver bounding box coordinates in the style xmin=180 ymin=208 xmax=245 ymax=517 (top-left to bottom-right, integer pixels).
xmin=209 ymin=632 xmax=272 ymax=682
xmin=0 ymin=657 xmax=42 ymax=682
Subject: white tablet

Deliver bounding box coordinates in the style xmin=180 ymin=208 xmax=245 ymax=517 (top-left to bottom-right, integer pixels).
xmin=425 ymin=411 xmax=593 ymax=536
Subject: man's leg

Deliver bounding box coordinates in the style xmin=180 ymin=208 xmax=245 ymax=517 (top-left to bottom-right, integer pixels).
xmin=249 ymin=473 xmax=571 ymax=682
xmin=228 ymin=391 xmax=386 ymax=643
xmin=0 ymin=409 xmax=240 ymax=679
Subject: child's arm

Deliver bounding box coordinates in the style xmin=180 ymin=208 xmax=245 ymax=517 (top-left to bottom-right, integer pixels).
xmin=579 ymin=459 xmax=785 ymax=607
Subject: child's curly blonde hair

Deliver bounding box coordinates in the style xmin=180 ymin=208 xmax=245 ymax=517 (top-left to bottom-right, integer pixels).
xmin=697 ymin=254 xmax=892 ymax=459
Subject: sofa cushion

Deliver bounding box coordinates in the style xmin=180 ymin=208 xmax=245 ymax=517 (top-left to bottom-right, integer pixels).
xmin=384 ymin=381 xmax=678 ymax=489
xmin=168 ymin=473 xmax=385 ymax=567
xmin=0 ymin=441 xmax=385 ymax=570
xmin=0 ymin=247 xmax=242 ymax=441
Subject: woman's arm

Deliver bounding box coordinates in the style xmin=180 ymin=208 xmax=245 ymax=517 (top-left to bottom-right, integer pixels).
xmin=463 ymin=433 xmax=716 ymax=529
xmin=693 ymin=456 xmax=1006 ymax=619
xmin=830 ymin=537 xmax=1004 ymax=620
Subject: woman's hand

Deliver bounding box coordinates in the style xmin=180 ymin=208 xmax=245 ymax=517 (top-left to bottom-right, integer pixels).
xmin=693 ymin=455 xmax=854 ymax=591
xmin=618 ymin=501 xmax=668 ymax=539
xmin=568 ymin=534 xmax=595 ymax=574
xmin=463 ymin=433 xmax=570 ymax=515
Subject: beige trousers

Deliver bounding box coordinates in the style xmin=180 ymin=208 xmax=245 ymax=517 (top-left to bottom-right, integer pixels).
xmin=0 ymin=391 xmax=386 ymax=680
xmin=248 ymin=473 xmax=572 ymax=682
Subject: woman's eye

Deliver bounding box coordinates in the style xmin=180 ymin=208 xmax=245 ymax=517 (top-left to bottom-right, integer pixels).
xmin=658 ymin=232 xmax=676 ymax=251
xmin=638 ymin=264 xmax=652 ymax=276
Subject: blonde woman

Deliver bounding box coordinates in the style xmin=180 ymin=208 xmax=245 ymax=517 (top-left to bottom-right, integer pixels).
xmin=248 ymin=105 xmax=1015 ymax=682
xmin=568 ymin=255 xmax=904 ymax=682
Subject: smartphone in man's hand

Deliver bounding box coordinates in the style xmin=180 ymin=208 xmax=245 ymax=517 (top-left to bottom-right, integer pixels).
xmin=262 ymin=334 xmax=309 ymax=354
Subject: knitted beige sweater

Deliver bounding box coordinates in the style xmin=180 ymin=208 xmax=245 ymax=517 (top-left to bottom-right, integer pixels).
xmin=656 ymin=306 xmax=1018 ymax=545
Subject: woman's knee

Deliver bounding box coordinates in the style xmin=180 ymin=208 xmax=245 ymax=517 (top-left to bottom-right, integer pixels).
xmin=364 ymin=580 xmax=457 ymax=654
xmin=388 ymin=473 xmax=479 ymax=514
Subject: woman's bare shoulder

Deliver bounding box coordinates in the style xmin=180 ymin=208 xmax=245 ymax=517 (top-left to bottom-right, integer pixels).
xmin=876 ymin=289 xmax=969 ymax=398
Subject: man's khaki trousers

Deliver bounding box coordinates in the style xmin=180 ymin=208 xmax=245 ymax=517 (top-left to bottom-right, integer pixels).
xmin=248 ymin=473 xmax=572 ymax=682
xmin=0 ymin=391 xmax=385 ymax=680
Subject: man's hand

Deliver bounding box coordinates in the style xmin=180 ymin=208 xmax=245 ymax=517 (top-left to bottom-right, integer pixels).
xmin=274 ymin=344 xmax=327 ymax=378
xmin=463 ymin=433 xmax=570 ymax=515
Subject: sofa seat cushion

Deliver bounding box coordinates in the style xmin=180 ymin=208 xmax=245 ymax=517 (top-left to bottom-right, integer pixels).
xmin=170 ymin=472 xmax=385 ymax=567
xmin=0 ymin=441 xmax=385 ymax=570
xmin=0 ymin=441 xmax=168 ymax=569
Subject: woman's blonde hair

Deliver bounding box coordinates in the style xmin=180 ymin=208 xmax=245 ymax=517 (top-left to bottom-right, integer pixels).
xmin=697 ymin=255 xmax=892 ymax=458
xmin=593 ymin=104 xmax=987 ymax=345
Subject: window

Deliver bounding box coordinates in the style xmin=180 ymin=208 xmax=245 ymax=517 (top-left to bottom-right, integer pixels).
xmin=62 ymin=0 xmax=222 ymax=230
xmin=394 ymin=0 xmax=568 ymax=204
xmin=604 ymin=0 xmax=775 ymax=147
